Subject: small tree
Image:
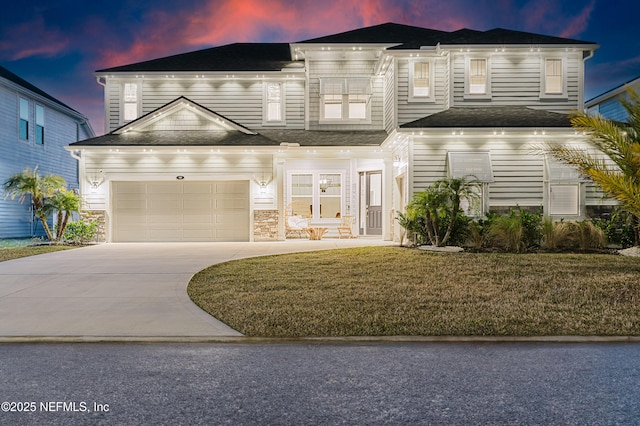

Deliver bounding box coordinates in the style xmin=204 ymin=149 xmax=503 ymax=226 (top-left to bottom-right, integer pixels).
xmin=407 ymin=177 xmax=480 ymax=247
xmin=44 ymin=189 xmax=82 ymax=241
xmin=3 ymin=167 xmax=66 ymax=241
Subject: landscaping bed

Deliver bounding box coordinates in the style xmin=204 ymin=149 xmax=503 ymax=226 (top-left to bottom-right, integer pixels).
xmin=188 ymin=246 xmax=640 ymax=337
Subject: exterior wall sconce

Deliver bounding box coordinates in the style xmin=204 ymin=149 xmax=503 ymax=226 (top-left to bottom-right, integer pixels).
xmin=253 ymin=174 xmax=272 ymax=194
xmin=87 ymin=169 xmax=105 ymax=192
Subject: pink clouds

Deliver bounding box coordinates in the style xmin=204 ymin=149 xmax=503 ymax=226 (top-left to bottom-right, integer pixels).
xmin=521 ymin=0 xmax=595 ymax=39
xmin=559 ymin=0 xmax=595 ymax=39
xmin=0 ymin=16 xmax=69 ymax=60
xmin=91 ymin=0 xmax=476 ymax=70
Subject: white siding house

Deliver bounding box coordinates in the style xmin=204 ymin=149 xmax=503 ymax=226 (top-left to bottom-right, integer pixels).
xmin=0 ymin=66 xmax=94 ymax=238
xmin=69 ymin=23 xmax=603 ymax=243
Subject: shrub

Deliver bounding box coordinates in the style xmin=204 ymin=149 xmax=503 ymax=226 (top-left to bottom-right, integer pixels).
xmin=487 ymin=214 xmax=524 ymax=252
xmin=592 ymin=209 xmax=636 ymax=248
xmin=63 ymin=221 xmax=98 ymax=245
xmin=571 ymin=220 xmax=606 ymax=250
xmin=541 ymin=217 xmax=573 ymax=250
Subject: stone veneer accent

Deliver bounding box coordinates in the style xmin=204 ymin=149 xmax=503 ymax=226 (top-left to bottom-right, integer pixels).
xmin=79 ymin=210 xmax=107 ymax=243
xmin=254 ymin=210 xmax=279 ymax=241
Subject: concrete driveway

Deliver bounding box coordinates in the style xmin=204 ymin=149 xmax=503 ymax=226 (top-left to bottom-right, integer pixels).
xmin=0 ymin=239 xmax=389 ymax=338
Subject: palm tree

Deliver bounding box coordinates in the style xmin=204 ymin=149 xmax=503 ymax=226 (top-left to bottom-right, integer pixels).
xmin=408 ymin=176 xmax=480 ymax=246
xmin=43 ymin=189 xmax=82 ymax=241
xmin=545 ymin=89 xmax=640 ymax=244
xmin=2 ymin=167 xmax=66 ymax=241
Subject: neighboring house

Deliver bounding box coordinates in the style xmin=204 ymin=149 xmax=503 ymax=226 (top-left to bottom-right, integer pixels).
xmin=68 ymin=22 xmax=608 ymax=243
xmin=1 ymin=65 xmax=94 ymax=238
xmin=585 ymin=76 xmax=640 ymax=122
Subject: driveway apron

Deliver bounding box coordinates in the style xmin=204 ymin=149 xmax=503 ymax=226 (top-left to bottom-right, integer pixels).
xmin=0 ymin=239 xmax=387 ymax=337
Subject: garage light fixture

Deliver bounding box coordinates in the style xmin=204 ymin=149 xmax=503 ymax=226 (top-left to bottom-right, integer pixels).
xmin=176 ymin=176 xmax=185 ymax=180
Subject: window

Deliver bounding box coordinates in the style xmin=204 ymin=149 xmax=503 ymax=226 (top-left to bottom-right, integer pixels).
xmin=264 ymin=82 xmax=285 ymax=124
xmin=35 ymin=105 xmax=44 ymax=145
xmin=19 ymin=97 xmax=29 ymax=140
xmin=320 ymin=78 xmax=371 ymax=122
xmin=123 ymin=83 xmax=138 ymax=121
xmin=289 ymin=172 xmax=343 ymax=220
xmin=409 ymin=61 xmax=434 ymax=101
xmin=545 ymin=59 xmax=563 ymax=94
xmin=468 ymin=59 xmax=487 ymax=94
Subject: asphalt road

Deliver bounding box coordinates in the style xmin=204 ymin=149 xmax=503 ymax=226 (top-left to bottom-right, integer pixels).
xmin=1 ymin=342 xmax=639 ymax=425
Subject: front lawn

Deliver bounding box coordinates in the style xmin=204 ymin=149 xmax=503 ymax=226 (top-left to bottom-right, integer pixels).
xmin=188 ymin=247 xmax=640 ymax=337
xmin=0 ymin=245 xmax=75 ymax=262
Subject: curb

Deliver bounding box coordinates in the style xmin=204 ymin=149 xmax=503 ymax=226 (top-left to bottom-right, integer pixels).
xmin=0 ymin=336 xmax=639 ymax=344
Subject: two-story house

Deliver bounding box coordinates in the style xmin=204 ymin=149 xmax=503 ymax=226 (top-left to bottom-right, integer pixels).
xmin=68 ymin=22 xmax=605 ymax=243
xmin=1 ymin=65 xmax=94 ymax=238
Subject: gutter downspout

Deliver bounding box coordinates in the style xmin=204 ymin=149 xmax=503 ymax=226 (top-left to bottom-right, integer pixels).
xmin=581 ymin=50 xmax=595 ymax=111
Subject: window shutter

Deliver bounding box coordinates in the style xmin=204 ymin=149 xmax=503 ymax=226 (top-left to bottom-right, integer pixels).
xmin=448 ymin=151 xmax=493 ymax=182
xmin=549 ymin=184 xmax=579 ymax=216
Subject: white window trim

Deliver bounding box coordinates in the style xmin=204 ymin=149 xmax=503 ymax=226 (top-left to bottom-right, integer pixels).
xmin=464 ymin=56 xmax=491 ymax=100
xmin=288 ymin=170 xmax=345 ymax=222
xmin=121 ymin=81 xmax=141 ymax=124
xmin=408 ymin=59 xmax=435 ymax=103
xmin=540 ymin=57 xmax=568 ymax=100
xmin=262 ymin=81 xmax=286 ymax=126
xmin=319 ymin=78 xmax=372 ymax=124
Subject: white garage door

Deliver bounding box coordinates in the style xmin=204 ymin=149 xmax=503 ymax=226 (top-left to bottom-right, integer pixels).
xmin=112 ymin=181 xmax=250 ymax=242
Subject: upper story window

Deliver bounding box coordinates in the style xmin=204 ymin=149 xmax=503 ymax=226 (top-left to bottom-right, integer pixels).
xmin=464 ymin=57 xmax=491 ymax=99
xmin=123 ymin=83 xmax=139 ymax=122
xmin=541 ymin=58 xmax=567 ymax=98
xmin=35 ymin=105 xmax=44 ymax=145
xmin=320 ymin=78 xmax=371 ymax=122
xmin=19 ymin=97 xmax=29 ymax=140
xmin=409 ymin=60 xmax=434 ymax=102
xmin=263 ymin=82 xmax=285 ymax=125
xmin=469 ymin=59 xmax=487 ymax=94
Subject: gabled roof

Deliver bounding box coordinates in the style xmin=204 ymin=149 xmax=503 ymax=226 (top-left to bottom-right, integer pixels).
xmin=111 ymin=96 xmax=256 ymax=135
xmin=400 ymin=106 xmax=573 ymax=128
xmin=70 ymin=95 xmax=388 ymax=147
xmin=97 ymin=43 xmax=298 ymax=73
xmin=0 ymin=65 xmax=79 ymax=113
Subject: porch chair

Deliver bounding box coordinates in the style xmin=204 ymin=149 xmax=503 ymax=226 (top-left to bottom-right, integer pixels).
xmin=285 ymin=200 xmax=311 ymax=238
xmin=337 ymin=215 xmax=356 ymax=239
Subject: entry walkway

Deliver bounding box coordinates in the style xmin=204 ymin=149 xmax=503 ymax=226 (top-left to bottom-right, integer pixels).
xmin=0 ymin=239 xmax=389 ymax=338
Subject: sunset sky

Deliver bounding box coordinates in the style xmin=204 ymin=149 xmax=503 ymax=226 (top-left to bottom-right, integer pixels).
xmin=1 ymin=0 xmax=638 ymax=135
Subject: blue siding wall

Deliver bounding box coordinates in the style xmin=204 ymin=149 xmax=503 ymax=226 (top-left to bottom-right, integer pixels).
xmin=0 ymin=82 xmax=84 ymax=238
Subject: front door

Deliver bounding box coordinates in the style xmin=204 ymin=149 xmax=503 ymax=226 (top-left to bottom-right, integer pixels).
xmin=360 ymin=171 xmax=382 ymax=235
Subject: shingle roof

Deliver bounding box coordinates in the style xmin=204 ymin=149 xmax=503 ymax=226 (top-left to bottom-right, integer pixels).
xmin=298 ymin=22 xmax=596 ymax=50
xmin=0 ymin=65 xmax=79 ymax=113
xmin=97 ymin=43 xmax=298 ymax=73
xmin=70 ymin=129 xmax=389 ymax=147
xmin=400 ymin=106 xmax=573 ymax=128
xmin=98 ymin=23 xmax=597 ymax=74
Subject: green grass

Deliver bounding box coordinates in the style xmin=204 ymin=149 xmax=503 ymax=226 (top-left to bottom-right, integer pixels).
xmin=188 ymin=246 xmax=640 ymax=337
xmin=0 ymin=245 xmax=75 ymax=262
